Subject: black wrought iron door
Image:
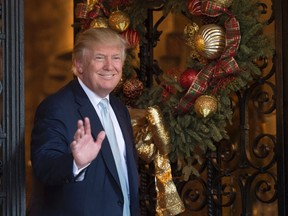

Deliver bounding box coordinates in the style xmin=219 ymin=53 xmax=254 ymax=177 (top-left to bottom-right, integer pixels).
xmin=137 ymin=0 xmax=288 ymax=215
xmin=0 ymin=0 xmax=25 ymax=215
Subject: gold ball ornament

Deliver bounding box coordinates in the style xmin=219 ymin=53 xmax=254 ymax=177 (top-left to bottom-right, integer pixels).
xmin=194 ymin=95 xmax=218 ymax=118
xmin=90 ymin=17 xmax=109 ymax=29
xmin=108 ymin=10 xmax=130 ymax=33
xmin=194 ymin=24 xmax=226 ymax=60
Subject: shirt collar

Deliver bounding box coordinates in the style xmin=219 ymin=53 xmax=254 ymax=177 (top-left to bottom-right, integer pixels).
xmin=77 ymin=77 xmax=110 ymax=106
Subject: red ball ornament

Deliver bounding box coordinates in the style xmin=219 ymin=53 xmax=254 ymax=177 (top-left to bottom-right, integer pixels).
xmin=121 ymin=29 xmax=140 ymax=48
xmin=187 ymin=0 xmax=202 ymax=16
xmin=179 ymin=68 xmax=199 ymax=90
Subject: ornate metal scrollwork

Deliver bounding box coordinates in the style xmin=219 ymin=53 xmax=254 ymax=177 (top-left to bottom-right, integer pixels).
xmin=253 ymin=171 xmax=277 ymax=203
xmin=136 ymin=0 xmax=277 ymax=215
xmin=179 ymin=177 xmax=207 ymax=211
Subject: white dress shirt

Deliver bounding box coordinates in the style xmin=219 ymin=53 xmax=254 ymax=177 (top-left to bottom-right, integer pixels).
xmin=73 ymin=78 xmax=128 ymax=183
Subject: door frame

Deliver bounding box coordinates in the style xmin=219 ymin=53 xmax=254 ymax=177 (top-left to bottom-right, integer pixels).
xmin=275 ymin=0 xmax=288 ymax=215
xmin=1 ymin=0 xmax=25 ymax=215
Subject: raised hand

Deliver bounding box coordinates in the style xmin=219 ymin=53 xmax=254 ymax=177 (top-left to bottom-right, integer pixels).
xmin=70 ymin=117 xmax=105 ymax=169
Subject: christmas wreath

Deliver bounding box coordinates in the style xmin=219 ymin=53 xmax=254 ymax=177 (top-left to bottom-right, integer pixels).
xmin=74 ymin=0 xmax=274 ymax=179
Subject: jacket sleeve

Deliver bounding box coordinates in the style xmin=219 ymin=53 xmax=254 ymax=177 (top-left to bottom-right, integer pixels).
xmin=30 ymin=97 xmax=78 ymax=186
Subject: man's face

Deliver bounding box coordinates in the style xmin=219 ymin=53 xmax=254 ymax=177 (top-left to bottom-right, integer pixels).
xmin=78 ymin=44 xmax=124 ymax=97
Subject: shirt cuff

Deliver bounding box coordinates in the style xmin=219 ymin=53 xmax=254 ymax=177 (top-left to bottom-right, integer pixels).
xmin=73 ymin=160 xmax=90 ymax=181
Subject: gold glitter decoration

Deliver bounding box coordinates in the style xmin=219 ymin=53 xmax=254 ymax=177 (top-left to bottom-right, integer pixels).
xmin=90 ymin=17 xmax=109 ymax=29
xmin=184 ymin=23 xmax=207 ymax=64
xmin=130 ymin=108 xmax=155 ymax=163
xmin=146 ymin=106 xmax=171 ymax=155
xmin=211 ymin=0 xmax=233 ymax=8
xmin=108 ymin=10 xmax=130 ymax=33
xmin=129 ymin=106 xmax=185 ymax=216
xmin=194 ymin=95 xmax=218 ymax=118
xmin=87 ymin=0 xmax=99 ymax=12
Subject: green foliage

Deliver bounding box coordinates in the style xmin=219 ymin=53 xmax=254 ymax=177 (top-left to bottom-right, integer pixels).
xmin=123 ymin=0 xmax=274 ymax=179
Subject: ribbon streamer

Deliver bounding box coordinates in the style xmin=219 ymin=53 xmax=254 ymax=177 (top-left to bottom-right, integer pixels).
xmin=177 ymin=0 xmax=241 ymax=114
xmin=130 ymin=106 xmax=185 ymax=216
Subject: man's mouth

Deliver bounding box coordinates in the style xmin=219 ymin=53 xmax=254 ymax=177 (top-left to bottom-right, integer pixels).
xmin=98 ymin=73 xmax=116 ymax=78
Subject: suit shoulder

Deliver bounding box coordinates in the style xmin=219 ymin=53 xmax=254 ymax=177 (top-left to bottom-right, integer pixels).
xmin=36 ymin=80 xmax=77 ymax=111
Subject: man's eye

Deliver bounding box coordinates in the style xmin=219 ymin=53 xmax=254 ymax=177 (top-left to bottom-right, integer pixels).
xmin=95 ymin=56 xmax=104 ymax=60
xmin=113 ymin=56 xmax=121 ymax=60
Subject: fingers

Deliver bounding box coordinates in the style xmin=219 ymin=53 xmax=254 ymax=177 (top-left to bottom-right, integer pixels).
xmin=74 ymin=118 xmax=90 ymax=141
xmin=84 ymin=117 xmax=91 ymax=136
xmin=70 ymin=140 xmax=77 ymax=151
xmin=74 ymin=130 xmax=81 ymax=143
xmin=96 ymin=131 xmax=106 ymax=144
xmin=73 ymin=120 xmax=82 ymax=141
xmin=78 ymin=120 xmax=85 ymax=137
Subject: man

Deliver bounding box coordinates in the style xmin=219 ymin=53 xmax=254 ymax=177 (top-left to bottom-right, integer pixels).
xmin=29 ymin=28 xmax=140 ymax=216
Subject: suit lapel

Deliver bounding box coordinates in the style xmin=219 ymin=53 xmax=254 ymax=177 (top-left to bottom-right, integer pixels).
xmin=72 ymin=80 xmax=121 ymax=188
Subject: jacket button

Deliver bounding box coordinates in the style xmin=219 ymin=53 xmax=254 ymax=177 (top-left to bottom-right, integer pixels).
xmin=117 ymin=200 xmax=123 ymax=206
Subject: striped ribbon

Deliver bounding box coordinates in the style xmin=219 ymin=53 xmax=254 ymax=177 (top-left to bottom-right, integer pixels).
xmin=177 ymin=0 xmax=241 ymax=114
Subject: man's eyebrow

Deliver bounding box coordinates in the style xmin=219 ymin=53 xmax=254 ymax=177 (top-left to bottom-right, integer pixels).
xmin=94 ymin=53 xmax=121 ymax=56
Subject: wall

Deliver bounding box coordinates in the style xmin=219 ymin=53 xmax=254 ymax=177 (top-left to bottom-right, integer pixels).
xmin=24 ymin=0 xmax=74 ymax=205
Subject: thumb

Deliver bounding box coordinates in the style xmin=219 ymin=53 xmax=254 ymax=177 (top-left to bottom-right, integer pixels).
xmin=96 ymin=131 xmax=106 ymax=145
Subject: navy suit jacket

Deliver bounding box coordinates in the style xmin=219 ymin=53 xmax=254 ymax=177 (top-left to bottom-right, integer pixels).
xmin=29 ymin=79 xmax=140 ymax=216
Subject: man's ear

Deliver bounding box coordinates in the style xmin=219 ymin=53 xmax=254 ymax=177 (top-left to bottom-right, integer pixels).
xmin=74 ymin=60 xmax=84 ymax=74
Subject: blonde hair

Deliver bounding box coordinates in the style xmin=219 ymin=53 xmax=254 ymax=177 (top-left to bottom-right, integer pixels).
xmin=72 ymin=28 xmax=128 ymax=73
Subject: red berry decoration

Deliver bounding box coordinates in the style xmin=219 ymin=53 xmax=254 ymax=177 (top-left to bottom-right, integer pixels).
xmin=165 ymin=68 xmax=181 ymax=82
xmin=162 ymin=89 xmax=170 ymax=102
xmin=161 ymin=84 xmax=174 ymax=101
xmin=179 ymin=68 xmax=199 ymax=90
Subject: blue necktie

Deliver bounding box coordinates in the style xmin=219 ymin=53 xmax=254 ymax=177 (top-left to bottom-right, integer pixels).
xmin=98 ymin=99 xmax=130 ymax=216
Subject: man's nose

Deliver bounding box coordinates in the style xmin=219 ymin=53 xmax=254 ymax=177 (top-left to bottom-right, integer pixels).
xmin=104 ymin=58 xmax=114 ymax=70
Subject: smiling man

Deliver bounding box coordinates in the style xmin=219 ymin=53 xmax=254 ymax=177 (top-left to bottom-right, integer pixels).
xmin=29 ymin=28 xmax=140 ymax=216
